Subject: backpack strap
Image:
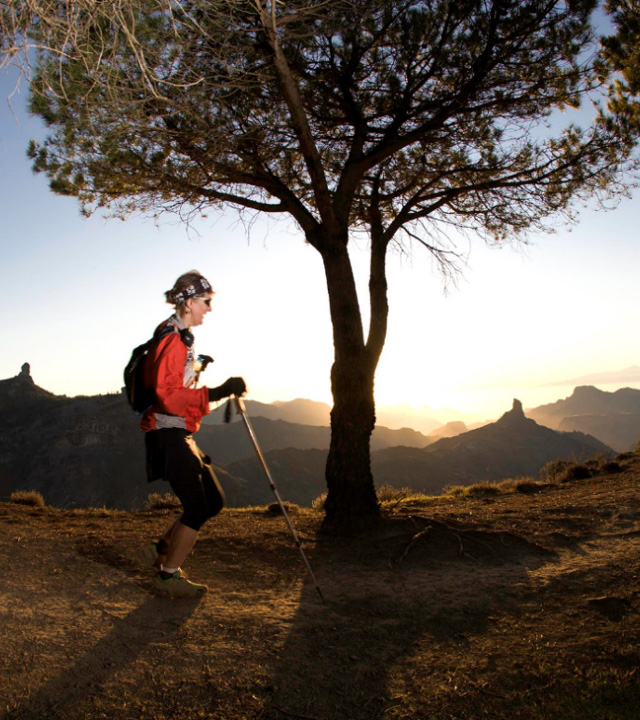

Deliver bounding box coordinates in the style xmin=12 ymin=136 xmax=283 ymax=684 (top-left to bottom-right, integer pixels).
xmin=153 ymin=319 xmax=193 ymax=348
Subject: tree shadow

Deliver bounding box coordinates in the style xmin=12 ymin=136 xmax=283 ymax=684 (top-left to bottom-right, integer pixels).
xmin=264 ymin=516 xmax=556 ymax=720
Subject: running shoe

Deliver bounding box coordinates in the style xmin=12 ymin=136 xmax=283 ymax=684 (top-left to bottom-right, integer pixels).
xmin=153 ymin=570 xmax=208 ymax=598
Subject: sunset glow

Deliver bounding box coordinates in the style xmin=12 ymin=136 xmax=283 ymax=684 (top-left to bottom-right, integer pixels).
xmin=1 ymin=70 xmax=639 ymax=427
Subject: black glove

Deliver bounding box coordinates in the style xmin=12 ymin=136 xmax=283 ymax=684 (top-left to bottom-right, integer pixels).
xmin=208 ymin=377 xmax=247 ymax=402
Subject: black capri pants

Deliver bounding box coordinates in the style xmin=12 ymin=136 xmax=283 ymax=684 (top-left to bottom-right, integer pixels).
xmin=145 ymin=428 xmax=226 ymax=531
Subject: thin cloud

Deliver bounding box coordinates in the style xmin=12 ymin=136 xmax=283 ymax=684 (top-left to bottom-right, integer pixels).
xmin=546 ymin=366 xmax=640 ymax=387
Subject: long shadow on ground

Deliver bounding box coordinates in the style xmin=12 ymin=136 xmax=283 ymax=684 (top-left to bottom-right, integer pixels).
xmin=1 ymin=532 xmax=202 ymax=720
xmin=263 ymin=515 xmax=555 ymax=720
xmin=2 ymin=593 xmax=202 ymax=720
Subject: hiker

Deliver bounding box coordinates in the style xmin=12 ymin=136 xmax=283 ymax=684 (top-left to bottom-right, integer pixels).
xmin=141 ymin=270 xmax=246 ymax=597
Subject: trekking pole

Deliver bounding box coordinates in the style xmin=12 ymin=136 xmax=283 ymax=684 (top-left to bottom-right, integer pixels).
xmin=233 ymin=395 xmax=324 ymax=601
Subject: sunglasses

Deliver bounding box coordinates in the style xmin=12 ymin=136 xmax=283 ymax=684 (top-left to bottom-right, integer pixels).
xmin=197 ymin=297 xmax=212 ymax=307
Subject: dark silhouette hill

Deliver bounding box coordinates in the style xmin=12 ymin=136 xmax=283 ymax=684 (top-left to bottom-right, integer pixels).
xmin=403 ymin=399 xmax=610 ymax=489
xmin=0 ymin=368 xmax=428 ymax=509
xmin=199 ymin=415 xmax=432 ymax=465
xmin=0 ymin=363 xmax=60 ymax=425
xmin=0 ymin=367 xmax=614 ymax=510
xmin=223 ymin=400 xmax=613 ymax=504
xmin=426 ymin=420 xmax=468 ymax=441
xmin=202 ymin=397 xmax=332 ymax=426
xmin=556 ymin=414 xmax=640 ymax=453
xmin=203 ymin=397 xmax=448 ymax=435
xmin=228 ymin=447 xmax=328 ymax=507
xmin=527 ymin=386 xmax=640 ymax=451
xmin=0 ymin=368 xmax=247 ymax=509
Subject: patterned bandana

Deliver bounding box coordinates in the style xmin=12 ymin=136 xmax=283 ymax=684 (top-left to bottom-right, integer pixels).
xmin=172 ymin=276 xmax=213 ymax=305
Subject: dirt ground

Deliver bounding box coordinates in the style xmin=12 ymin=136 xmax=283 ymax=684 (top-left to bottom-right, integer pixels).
xmin=1 ymin=455 xmax=639 ymax=720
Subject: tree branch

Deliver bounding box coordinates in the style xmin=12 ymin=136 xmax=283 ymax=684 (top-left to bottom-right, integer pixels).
xmin=252 ymin=0 xmax=338 ymax=236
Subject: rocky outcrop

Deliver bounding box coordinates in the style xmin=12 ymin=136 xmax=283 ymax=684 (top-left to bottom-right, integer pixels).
xmin=371 ymin=397 xmax=612 ymax=494
xmin=17 ymin=363 xmax=34 ymax=384
xmin=528 ymin=386 xmax=640 ymax=451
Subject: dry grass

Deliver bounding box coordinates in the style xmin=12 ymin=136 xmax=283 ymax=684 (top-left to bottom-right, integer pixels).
xmin=442 ymin=476 xmax=548 ymax=499
xmin=540 ymin=454 xmax=623 ymax=485
xmin=313 ymin=486 xmax=433 ymax=513
xmin=9 ymin=490 xmax=45 ymax=507
xmin=144 ymin=491 xmax=181 ymax=510
xmin=443 ymin=480 xmax=503 ymax=499
xmin=311 ymin=492 xmax=327 ymax=512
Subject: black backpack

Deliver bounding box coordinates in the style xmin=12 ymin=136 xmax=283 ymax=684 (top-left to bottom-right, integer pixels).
xmin=123 ymin=324 xmax=184 ymax=415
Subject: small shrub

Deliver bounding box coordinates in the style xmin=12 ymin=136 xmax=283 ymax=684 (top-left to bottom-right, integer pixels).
xmin=540 ymin=459 xmax=593 ymax=483
xmin=443 ymin=482 xmax=501 ymax=499
xmin=589 ymin=452 xmax=611 ymax=467
xmin=311 ymin=486 xmax=422 ymax=512
xmin=377 ymin=484 xmax=412 ymax=503
xmin=600 ymin=461 xmax=622 ymax=475
xmin=540 ymin=459 xmax=570 ymax=483
xmin=514 ymin=479 xmax=547 ymax=494
xmin=266 ymin=501 xmax=299 ymax=515
xmin=465 ymin=483 xmax=502 ymax=498
xmin=616 ymin=451 xmax=634 ymax=462
xmin=561 ymin=463 xmax=592 ymax=482
xmin=10 ymin=490 xmax=45 ymax=507
xmin=442 ymin=484 xmax=464 ymax=498
xmin=68 ymin=506 xmax=117 ymax=517
xmin=490 ymin=478 xmax=517 ymax=493
xmin=145 ymin=492 xmax=181 ymax=510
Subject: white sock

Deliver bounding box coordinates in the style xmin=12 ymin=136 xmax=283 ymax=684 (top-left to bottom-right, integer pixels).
xmin=161 ymin=565 xmax=179 ymax=574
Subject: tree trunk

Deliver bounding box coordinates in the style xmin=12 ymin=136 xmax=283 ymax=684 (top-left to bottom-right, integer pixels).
xmin=320 ymin=242 xmax=381 ymax=530
xmin=323 ymin=352 xmax=380 ymax=528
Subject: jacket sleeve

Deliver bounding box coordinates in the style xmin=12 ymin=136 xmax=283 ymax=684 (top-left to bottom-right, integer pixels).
xmin=147 ymin=333 xmax=210 ymax=418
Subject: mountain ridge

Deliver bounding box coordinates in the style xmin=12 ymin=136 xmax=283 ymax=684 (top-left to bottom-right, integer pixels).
xmin=0 ymin=367 xmax=621 ymax=510
xmin=527 ymin=385 xmax=640 ymax=451
xmin=0 ymin=369 xmax=442 ymax=509
xmin=227 ymin=399 xmax=612 ymax=504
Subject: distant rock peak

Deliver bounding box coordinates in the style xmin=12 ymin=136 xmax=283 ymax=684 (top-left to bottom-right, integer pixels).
xmin=497 ymin=398 xmax=528 ymax=425
xmin=17 ymin=363 xmax=34 ymax=384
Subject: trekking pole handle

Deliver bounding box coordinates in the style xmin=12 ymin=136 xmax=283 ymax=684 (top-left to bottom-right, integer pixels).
xmin=233 ymin=395 xmax=246 ymax=414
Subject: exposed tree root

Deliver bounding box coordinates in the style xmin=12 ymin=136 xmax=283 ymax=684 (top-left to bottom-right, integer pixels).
xmin=394 ymin=515 xmax=553 ymax=566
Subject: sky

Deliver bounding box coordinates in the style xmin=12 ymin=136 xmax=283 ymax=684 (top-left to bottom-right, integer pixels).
xmin=1 ymin=66 xmax=639 ymax=427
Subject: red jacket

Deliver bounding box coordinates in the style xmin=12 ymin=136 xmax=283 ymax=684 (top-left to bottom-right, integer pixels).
xmin=140 ymin=324 xmax=210 ymax=434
